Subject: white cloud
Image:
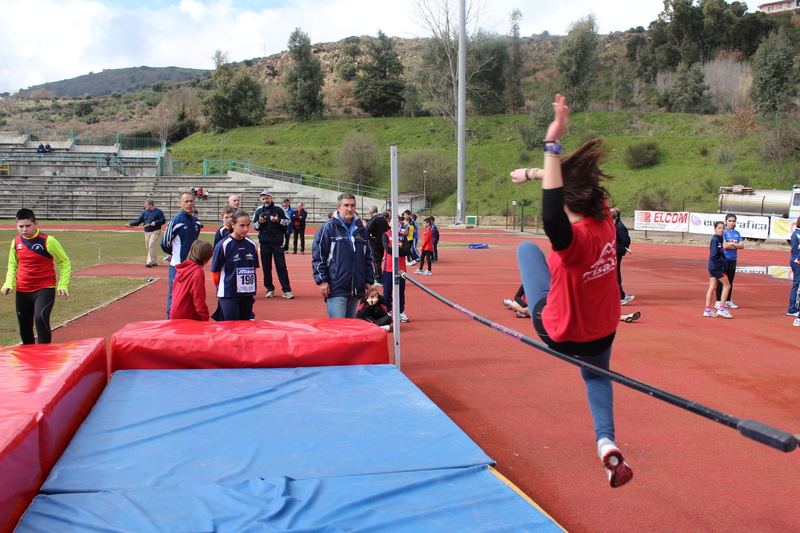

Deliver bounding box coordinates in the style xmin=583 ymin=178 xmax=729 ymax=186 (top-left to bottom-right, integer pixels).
xmin=0 ymin=0 xmax=670 ymax=94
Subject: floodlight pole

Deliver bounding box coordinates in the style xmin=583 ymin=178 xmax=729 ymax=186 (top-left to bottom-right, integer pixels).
xmin=456 ymin=0 xmax=467 ymax=224
xmin=390 ymin=146 xmax=401 ymax=369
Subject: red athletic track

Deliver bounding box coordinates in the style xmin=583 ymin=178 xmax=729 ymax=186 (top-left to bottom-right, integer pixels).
xmin=32 ymin=225 xmax=800 ymax=533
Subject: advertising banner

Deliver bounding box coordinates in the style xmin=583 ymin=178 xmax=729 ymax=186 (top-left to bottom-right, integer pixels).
xmin=633 ymin=211 xmax=689 ymax=232
xmin=688 ymin=213 xmax=770 ymax=239
xmin=769 ymin=216 xmax=798 ymax=240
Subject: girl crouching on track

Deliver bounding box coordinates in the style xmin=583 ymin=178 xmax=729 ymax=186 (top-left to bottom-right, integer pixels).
xmin=211 ymin=210 xmax=259 ymax=320
xmin=511 ymin=94 xmax=633 ymax=488
xmin=704 ymin=221 xmax=733 ymax=319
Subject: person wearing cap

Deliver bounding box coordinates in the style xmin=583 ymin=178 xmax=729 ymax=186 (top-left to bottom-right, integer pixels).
xmin=281 ymin=198 xmax=294 ymax=252
xmin=253 ymin=190 xmax=293 ymax=299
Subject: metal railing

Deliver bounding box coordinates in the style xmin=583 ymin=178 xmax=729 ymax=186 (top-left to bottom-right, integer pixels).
xmin=203 ymin=159 xmax=388 ymax=199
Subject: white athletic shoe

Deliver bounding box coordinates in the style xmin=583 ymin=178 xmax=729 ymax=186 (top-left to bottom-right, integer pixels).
xmin=502 ymin=299 xmax=514 ymax=310
xmin=716 ymin=308 xmax=733 ymax=319
xmin=703 ymin=309 xmax=717 ymax=317
xmin=714 ymin=301 xmax=721 ymax=308
xmin=399 ymin=313 xmax=409 ymax=322
xmin=597 ymin=438 xmax=633 ymax=488
xmin=793 ymin=318 xmax=800 ymax=327
xmin=621 ymin=295 xmax=635 ymax=305
xmin=725 ymin=301 xmax=739 ymax=309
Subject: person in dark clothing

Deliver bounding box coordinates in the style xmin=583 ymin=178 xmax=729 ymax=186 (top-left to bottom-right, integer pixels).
xmin=366 ymin=206 xmax=389 ymax=285
xmin=611 ymin=207 xmax=634 ymax=305
xmin=253 ymin=190 xmax=293 ymax=299
xmin=356 ymin=286 xmax=392 ymax=329
xmin=291 ymin=202 xmax=308 ymax=254
xmin=125 ymin=199 xmax=166 ymax=267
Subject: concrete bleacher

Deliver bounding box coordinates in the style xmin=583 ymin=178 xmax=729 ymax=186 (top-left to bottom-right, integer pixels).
xmin=0 ymin=134 xmax=385 ymax=223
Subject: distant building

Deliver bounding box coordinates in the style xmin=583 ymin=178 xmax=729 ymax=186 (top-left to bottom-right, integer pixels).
xmin=759 ymin=1 xmax=800 ymax=13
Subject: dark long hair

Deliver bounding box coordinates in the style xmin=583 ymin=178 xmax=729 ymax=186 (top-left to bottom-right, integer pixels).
xmin=560 ymin=138 xmax=613 ymax=220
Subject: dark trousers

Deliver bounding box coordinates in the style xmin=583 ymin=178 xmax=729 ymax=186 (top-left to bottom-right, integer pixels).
xmin=716 ymin=260 xmax=736 ymax=302
xmin=260 ymin=242 xmax=292 ymax=293
xmin=616 ymin=254 xmax=626 ymax=299
xmin=370 ymin=242 xmax=384 ymax=280
xmin=218 ymin=296 xmax=255 ymax=320
xmin=293 ymin=228 xmax=306 ymax=253
xmin=283 ymin=232 xmax=291 ymax=252
xmin=382 ymin=271 xmax=405 ymax=314
xmin=420 ymin=250 xmax=434 ymax=271
xmin=16 ymin=287 xmax=56 ymax=344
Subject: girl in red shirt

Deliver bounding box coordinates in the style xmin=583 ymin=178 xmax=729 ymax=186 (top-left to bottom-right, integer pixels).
xmin=511 ymin=94 xmax=633 ymax=488
xmin=170 ymin=239 xmax=213 ymax=321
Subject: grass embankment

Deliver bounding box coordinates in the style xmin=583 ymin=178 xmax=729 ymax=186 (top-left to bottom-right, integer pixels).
xmin=170 ymin=111 xmax=792 ymax=217
xmin=0 ymin=228 xmax=169 ymax=346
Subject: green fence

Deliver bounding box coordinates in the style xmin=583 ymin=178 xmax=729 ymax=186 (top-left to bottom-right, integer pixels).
xmin=203 ymin=159 xmax=388 ymax=199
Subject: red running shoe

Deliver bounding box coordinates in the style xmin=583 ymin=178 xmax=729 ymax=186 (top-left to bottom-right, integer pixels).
xmin=599 ymin=440 xmax=634 ymax=488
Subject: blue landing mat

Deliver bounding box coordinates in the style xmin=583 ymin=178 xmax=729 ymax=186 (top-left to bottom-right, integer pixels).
xmin=17 ymin=466 xmax=563 ymax=532
xmin=42 ymin=365 xmax=493 ymax=493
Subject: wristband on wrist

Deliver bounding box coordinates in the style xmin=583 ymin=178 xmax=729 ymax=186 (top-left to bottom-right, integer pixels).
xmin=543 ymin=139 xmax=563 ymax=155
xmin=524 ymin=167 xmax=540 ymax=181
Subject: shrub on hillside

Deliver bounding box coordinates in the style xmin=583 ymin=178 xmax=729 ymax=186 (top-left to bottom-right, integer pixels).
xmin=624 ymin=141 xmax=661 ymax=169
xmin=398 ymin=149 xmax=455 ymax=201
xmin=637 ymin=188 xmax=670 ymax=211
xmin=334 ymin=131 xmax=380 ymax=185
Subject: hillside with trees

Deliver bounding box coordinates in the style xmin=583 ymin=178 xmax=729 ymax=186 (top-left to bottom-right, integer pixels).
xmin=4 ymin=0 xmax=800 ymax=216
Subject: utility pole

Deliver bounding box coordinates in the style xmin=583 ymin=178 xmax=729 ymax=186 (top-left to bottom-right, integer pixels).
xmin=456 ymin=0 xmax=467 ymax=224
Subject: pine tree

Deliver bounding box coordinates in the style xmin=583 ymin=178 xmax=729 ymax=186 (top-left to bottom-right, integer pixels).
xmin=353 ymin=30 xmax=406 ymax=118
xmin=282 ymin=28 xmax=326 ymax=121
xmin=750 ymin=31 xmax=800 ymax=118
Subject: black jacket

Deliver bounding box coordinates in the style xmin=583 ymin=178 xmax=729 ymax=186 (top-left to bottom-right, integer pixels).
xmin=253 ymin=202 xmax=289 ymax=244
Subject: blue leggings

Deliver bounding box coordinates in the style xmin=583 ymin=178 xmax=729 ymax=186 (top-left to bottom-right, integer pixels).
xmin=517 ymin=241 xmax=615 ymax=442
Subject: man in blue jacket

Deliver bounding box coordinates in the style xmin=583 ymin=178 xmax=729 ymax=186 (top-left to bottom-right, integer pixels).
xmin=161 ymin=192 xmax=203 ymax=318
xmin=125 ymin=199 xmax=166 ymax=267
xmin=311 ymin=193 xmax=374 ymax=318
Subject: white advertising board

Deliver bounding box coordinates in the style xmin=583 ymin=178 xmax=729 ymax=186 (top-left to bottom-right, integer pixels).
xmin=769 ymin=216 xmax=798 ymax=240
xmin=633 ymin=211 xmax=689 ymax=232
xmin=688 ymin=213 xmax=770 ymax=239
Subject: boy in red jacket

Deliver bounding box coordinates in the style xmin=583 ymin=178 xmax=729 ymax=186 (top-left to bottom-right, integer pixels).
xmin=414 ymin=217 xmax=435 ymax=275
xmin=170 ymin=240 xmax=214 ymax=321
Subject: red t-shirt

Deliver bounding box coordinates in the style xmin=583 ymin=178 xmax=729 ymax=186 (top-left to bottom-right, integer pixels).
xmin=14 ymin=233 xmax=56 ymax=292
xmin=383 ymin=231 xmax=406 ymax=273
xmin=420 ymin=228 xmax=434 ymax=252
xmin=543 ymin=215 xmax=620 ymax=343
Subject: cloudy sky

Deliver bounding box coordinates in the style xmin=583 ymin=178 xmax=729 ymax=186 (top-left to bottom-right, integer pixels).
xmin=0 ymin=0 xmax=673 ymax=94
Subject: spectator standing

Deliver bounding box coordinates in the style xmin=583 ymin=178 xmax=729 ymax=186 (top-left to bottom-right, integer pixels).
xmin=611 ymin=207 xmax=634 ymax=305
xmin=430 ymin=216 xmax=440 ymax=263
xmin=253 ymin=191 xmax=293 ymax=299
xmin=716 ymin=214 xmax=744 ymax=310
xmin=215 ymin=206 xmax=235 ymax=246
xmin=281 ymin=199 xmax=294 ymax=252
xmin=382 ymin=215 xmax=410 ymax=322
xmin=211 ymin=210 xmax=260 ymax=320
xmin=366 ymin=206 xmax=389 ymax=285
xmin=2 ymin=208 xmax=71 ymax=344
xmin=788 ymin=216 xmax=800 ymax=319
xmin=704 ymin=222 xmax=733 ymax=318
xmin=170 ymin=240 xmax=214 ymax=321
xmin=125 ymin=199 xmax=166 ymax=267
xmin=415 ymin=217 xmax=434 ymax=275
xmin=227 ymin=195 xmax=241 ymax=210
xmin=291 ymin=202 xmax=308 ymax=254
xmin=311 ymin=193 xmax=374 ymax=318
xmin=161 ymin=192 xmax=203 ymax=318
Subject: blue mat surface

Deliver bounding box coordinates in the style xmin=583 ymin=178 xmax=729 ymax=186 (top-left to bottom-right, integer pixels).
xmin=18 ymin=466 xmax=563 ymax=532
xmin=43 ymin=365 xmax=493 ymax=493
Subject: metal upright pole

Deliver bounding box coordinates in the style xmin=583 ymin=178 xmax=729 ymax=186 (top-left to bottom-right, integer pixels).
xmin=390 ymin=146 xmax=401 ymax=369
xmin=456 ymin=0 xmax=467 ymax=224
